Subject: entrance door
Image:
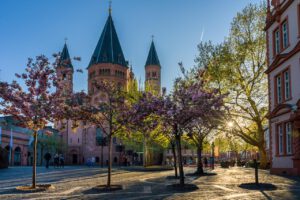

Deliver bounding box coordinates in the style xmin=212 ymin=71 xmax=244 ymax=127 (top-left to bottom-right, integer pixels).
xmin=72 ymin=154 xmax=78 ymax=164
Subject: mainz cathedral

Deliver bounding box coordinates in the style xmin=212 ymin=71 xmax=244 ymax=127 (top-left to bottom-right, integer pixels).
xmin=55 ymin=5 xmax=163 ymax=165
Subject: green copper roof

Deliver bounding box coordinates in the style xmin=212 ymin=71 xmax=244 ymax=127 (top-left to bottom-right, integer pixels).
xmin=58 ymin=43 xmax=73 ymax=70
xmin=88 ymin=14 xmax=127 ymax=68
xmin=145 ymin=41 xmax=160 ymax=67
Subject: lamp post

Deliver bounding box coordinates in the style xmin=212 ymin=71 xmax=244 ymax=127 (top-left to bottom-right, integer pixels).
xmin=211 ymin=141 xmax=215 ymax=170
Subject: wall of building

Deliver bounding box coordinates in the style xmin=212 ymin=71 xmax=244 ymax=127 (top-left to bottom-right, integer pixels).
xmin=0 ymin=129 xmax=30 ymax=166
xmin=267 ymin=1 xmax=299 ymax=65
xmin=267 ymin=0 xmax=300 ymax=175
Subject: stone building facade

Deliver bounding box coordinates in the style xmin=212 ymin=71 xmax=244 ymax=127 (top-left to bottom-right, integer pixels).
xmin=0 ymin=116 xmax=61 ymax=166
xmin=55 ymin=6 xmax=162 ymax=165
xmin=266 ymin=0 xmax=300 ymax=175
xmin=0 ymin=116 xmax=31 ymax=166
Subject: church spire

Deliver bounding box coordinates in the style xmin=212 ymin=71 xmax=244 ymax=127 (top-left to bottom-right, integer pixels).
xmin=145 ymin=39 xmax=160 ymax=67
xmin=58 ymin=42 xmax=73 ymax=70
xmin=88 ymin=3 xmax=127 ymax=68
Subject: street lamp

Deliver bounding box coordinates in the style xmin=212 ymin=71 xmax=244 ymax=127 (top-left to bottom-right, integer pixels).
xmin=211 ymin=140 xmax=215 ymax=170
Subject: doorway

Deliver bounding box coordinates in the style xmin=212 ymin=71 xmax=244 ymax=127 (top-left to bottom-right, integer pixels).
xmin=72 ymin=154 xmax=78 ymax=164
xmin=14 ymin=147 xmax=21 ymax=166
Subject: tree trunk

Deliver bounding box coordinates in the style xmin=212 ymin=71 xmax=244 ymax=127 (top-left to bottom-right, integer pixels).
xmin=32 ymin=131 xmax=37 ymax=188
xmin=196 ymin=143 xmax=204 ymax=175
xmin=101 ymin=144 xmax=104 ymax=168
xmin=171 ymin=142 xmax=178 ymax=178
xmin=258 ymin=146 xmax=267 ymax=169
xmin=175 ymin=133 xmax=184 ymax=186
xmin=107 ymin=135 xmax=112 ymax=188
xmin=143 ymin=136 xmax=148 ymax=167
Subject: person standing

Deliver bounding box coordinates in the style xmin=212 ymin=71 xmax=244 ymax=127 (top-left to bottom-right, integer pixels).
xmin=44 ymin=153 xmax=51 ymax=169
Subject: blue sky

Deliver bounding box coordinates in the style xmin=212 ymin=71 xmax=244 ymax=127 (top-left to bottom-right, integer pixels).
xmin=0 ymin=0 xmax=262 ymax=92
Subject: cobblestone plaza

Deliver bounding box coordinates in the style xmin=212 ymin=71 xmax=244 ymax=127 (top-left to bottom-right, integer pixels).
xmin=0 ymin=166 xmax=300 ymax=200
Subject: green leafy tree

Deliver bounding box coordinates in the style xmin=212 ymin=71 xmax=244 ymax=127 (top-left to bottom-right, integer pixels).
xmin=197 ymin=4 xmax=268 ymax=168
xmin=38 ymin=130 xmax=66 ymax=165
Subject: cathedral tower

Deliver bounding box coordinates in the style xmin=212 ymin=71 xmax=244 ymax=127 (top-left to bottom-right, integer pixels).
xmin=145 ymin=40 xmax=161 ymax=94
xmin=87 ymin=6 xmax=129 ymax=103
xmin=56 ymin=43 xmax=73 ymax=96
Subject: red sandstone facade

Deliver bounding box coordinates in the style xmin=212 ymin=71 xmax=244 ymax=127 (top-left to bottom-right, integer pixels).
xmin=266 ymin=0 xmax=300 ymax=175
xmin=55 ymin=7 xmax=162 ymax=165
xmin=0 ymin=128 xmax=30 ymax=166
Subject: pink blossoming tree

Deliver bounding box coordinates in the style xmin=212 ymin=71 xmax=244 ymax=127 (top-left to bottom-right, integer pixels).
xmin=0 ymin=55 xmax=64 ymax=189
xmin=67 ymin=81 xmax=129 ymax=189
xmin=130 ymin=68 xmax=225 ymax=186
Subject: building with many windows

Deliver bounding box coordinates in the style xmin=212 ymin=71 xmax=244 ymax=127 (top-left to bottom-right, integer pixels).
xmin=266 ymin=0 xmax=300 ymax=175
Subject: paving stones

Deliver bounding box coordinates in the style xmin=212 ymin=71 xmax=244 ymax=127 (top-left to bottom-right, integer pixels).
xmin=0 ymin=166 xmax=300 ymax=199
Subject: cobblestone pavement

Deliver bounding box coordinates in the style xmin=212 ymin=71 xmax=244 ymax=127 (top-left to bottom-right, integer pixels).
xmin=0 ymin=166 xmax=300 ymax=200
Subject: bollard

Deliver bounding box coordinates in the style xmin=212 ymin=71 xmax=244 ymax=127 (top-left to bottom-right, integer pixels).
xmin=254 ymin=159 xmax=259 ymax=185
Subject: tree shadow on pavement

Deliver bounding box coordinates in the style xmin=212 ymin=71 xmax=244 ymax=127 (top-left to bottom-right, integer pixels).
xmin=0 ymin=188 xmax=34 ymax=195
xmin=185 ymin=172 xmax=217 ymax=177
xmin=79 ymin=174 xmax=200 ymax=199
xmin=239 ymin=183 xmax=277 ymax=191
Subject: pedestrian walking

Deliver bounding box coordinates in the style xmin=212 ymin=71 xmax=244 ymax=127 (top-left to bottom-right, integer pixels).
xmin=59 ymin=154 xmax=64 ymax=168
xmin=44 ymin=152 xmax=51 ymax=169
xmin=54 ymin=153 xmax=59 ymax=168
